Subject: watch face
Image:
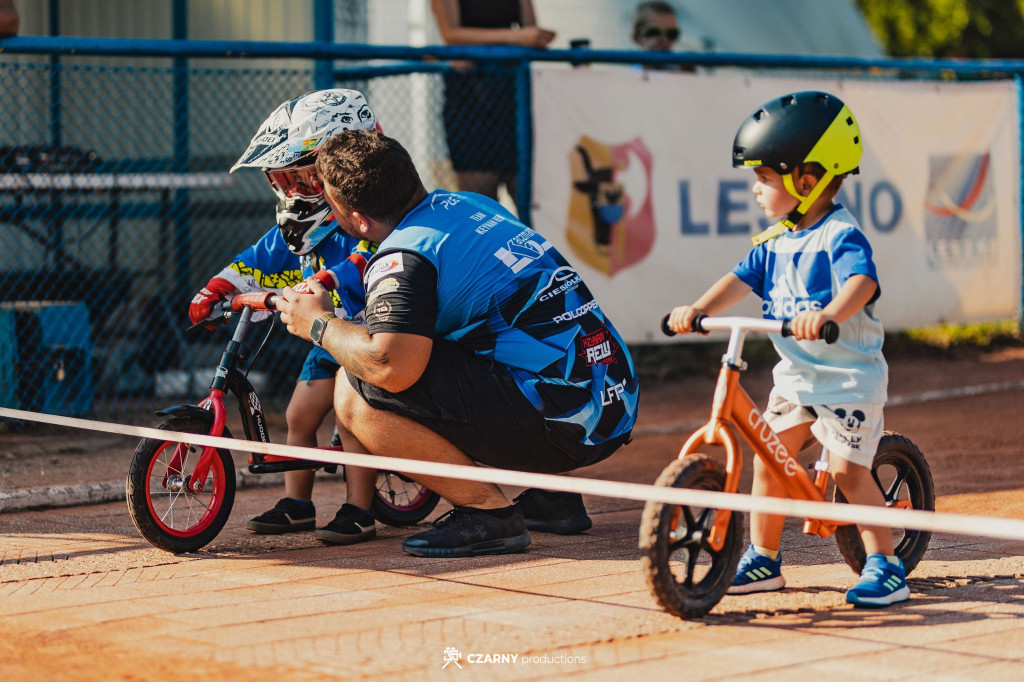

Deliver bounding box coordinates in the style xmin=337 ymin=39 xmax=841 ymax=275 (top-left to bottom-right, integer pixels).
xmin=311 ymin=315 xmax=330 ymax=346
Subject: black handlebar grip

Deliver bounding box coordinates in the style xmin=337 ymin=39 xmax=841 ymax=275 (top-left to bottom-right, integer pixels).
xmin=660 ymin=314 xmax=676 ymax=337
xmin=691 ymin=314 xmax=708 ymax=334
xmin=780 ymin=319 xmax=840 ymax=344
xmin=820 ymin=321 xmax=839 ymax=344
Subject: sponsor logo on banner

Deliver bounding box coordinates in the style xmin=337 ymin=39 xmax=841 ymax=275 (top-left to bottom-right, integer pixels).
xmin=924 ymin=152 xmax=997 ymax=265
xmin=565 ymin=135 xmax=655 ymax=277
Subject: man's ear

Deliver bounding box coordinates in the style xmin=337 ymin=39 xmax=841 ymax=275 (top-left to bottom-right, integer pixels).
xmin=350 ymin=210 xmax=373 ymax=235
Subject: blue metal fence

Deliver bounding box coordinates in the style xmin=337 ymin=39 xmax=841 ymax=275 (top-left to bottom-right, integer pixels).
xmin=1 ymin=35 xmax=1021 ymax=419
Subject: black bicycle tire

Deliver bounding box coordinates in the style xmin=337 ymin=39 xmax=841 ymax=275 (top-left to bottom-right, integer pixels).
xmin=126 ymin=417 xmax=236 ymax=554
xmin=639 ymin=453 xmax=745 ymax=619
xmin=833 ymin=431 xmax=934 ymax=575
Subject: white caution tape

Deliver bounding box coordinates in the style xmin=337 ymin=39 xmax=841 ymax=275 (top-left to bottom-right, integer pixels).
xmin=4 ymin=405 xmax=1024 ymax=542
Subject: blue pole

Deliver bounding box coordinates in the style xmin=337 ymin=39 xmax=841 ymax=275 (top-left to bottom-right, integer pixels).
xmin=1017 ymin=73 xmax=1024 ymax=332
xmin=313 ymin=0 xmax=334 ymax=90
xmin=172 ymin=0 xmax=191 ymax=304
xmin=515 ymin=60 xmax=532 ymax=227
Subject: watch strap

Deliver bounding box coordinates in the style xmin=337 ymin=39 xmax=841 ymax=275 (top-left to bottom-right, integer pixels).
xmin=310 ymin=313 xmax=337 ymax=347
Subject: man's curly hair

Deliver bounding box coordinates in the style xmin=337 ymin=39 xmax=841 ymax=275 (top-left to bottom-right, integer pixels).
xmin=316 ymin=129 xmax=424 ymax=227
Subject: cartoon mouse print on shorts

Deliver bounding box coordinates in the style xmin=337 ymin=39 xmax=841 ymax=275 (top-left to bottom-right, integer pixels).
xmin=833 ymin=407 xmax=865 ymax=448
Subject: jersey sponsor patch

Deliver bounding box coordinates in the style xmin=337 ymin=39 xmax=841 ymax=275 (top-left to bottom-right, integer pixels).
xmin=369 ymin=299 xmax=393 ymax=323
xmin=366 ymin=276 xmax=400 ymax=304
xmin=365 ymin=253 xmax=404 ymax=287
xmin=578 ymin=327 xmax=619 ymax=366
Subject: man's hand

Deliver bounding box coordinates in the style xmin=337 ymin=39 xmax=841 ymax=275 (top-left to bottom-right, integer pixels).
xmin=789 ymin=311 xmax=834 ymax=340
xmin=666 ymin=305 xmax=707 ymax=335
xmin=278 ymin=279 xmax=334 ymax=342
xmin=516 ymin=26 xmax=556 ymax=48
xmin=189 ymin=277 xmax=235 ymax=326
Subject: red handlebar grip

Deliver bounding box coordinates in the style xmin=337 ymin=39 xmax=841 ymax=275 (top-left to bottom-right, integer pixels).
xmin=231 ymin=292 xmax=277 ymax=312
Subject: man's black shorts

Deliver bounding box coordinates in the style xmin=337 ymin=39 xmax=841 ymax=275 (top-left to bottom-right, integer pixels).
xmin=347 ymin=340 xmax=629 ymax=474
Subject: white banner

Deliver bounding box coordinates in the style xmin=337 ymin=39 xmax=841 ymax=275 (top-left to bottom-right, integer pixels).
xmin=531 ymin=64 xmax=1022 ymax=342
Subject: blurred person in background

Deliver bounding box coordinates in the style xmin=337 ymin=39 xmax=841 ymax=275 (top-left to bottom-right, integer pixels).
xmin=631 ymin=1 xmax=694 ymax=72
xmin=431 ymin=0 xmax=556 ymax=205
xmin=0 ymin=0 xmax=19 ymax=37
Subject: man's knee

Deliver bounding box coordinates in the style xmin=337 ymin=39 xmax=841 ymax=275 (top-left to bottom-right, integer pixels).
xmin=334 ymin=375 xmax=367 ymax=430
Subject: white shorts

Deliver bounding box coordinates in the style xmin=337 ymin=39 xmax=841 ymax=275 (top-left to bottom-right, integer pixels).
xmin=761 ymin=389 xmax=883 ymax=468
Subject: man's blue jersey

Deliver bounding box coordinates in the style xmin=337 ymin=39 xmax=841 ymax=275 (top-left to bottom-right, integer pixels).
xmin=216 ymin=223 xmax=375 ymax=320
xmin=363 ymin=190 xmax=638 ymax=447
xmin=732 ymin=205 xmax=887 ymax=405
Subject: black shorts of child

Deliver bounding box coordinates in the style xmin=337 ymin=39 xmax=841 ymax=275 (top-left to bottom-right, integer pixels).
xmin=346 ymin=340 xmax=629 ymax=474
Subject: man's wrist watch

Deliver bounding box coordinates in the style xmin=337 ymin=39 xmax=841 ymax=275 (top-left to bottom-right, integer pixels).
xmin=309 ymin=313 xmax=337 ymax=347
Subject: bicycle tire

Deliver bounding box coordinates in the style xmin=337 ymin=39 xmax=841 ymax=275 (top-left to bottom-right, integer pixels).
xmin=126 ymin=417 xmax=236 ymax=553
xmin=371 ymin=471 xmax=441 ymax=526
xmin=833 ymin=431 xmax=934 ymax=575
xmin=640 ymin=453 xmax=744 ymax=619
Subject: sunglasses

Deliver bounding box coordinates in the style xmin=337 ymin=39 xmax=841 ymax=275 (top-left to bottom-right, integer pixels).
xmin=265 ymin=162 xmax=324 ymax=199
xmin=640 ymin=26 xmax=680 ymax=41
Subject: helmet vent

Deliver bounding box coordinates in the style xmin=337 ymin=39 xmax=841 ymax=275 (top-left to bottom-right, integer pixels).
xmin=781 ymin=95 xmax=797 ymax=107
xmin=754 ymin=109 xmax=768 ymax=121
xmin=846 ymin=116 xmax=854 ymax=126
xmin=854 ymin=136 xmax=860 ymax=144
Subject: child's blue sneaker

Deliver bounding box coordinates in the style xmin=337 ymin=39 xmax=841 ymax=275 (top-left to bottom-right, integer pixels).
xmin=728 ymin=545 xmax=786 ymax=594
xmin=845 ymin=554 xmax=910 ymax=607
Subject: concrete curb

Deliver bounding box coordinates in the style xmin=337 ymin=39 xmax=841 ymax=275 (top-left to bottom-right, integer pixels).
xmin=0 ymin=468 xmax=284 ymax=514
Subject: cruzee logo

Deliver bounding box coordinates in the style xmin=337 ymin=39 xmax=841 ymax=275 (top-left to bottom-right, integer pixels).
xmin=747 ymin=407 xmax=799 ymax=476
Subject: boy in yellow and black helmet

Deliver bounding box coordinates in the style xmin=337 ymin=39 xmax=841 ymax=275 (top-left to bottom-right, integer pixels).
xmin=666 ymin=91 xmax=908 ymax=607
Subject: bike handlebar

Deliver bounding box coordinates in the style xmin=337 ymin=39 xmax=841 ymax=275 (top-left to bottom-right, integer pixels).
xmin=231 ymin=292 xmax=279 ymax=312
xmin=660 ymin=314 xmax=839 ymax=344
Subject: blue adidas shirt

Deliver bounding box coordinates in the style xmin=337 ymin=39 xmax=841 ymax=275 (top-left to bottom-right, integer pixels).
xmin=732 ymin=205 xmax=888 ymax=405
xmin=362 ymin=190 xmax=638 ymax=447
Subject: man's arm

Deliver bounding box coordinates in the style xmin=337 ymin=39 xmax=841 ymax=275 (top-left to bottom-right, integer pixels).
xmin=278 ymin=280 xmax=432 ymax=392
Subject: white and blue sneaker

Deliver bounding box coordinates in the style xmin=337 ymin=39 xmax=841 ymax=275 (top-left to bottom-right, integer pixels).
xmin=846 ymin=554 xmax=910 ymax=607
xmin=728 ymin=545 xmax=786 ymax=594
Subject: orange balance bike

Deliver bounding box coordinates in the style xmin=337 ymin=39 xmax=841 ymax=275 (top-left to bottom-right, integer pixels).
xmin=126 ymin=292 xmax=440 ymax=554
xmin=639 ymin=315 xmax=934 ymax=618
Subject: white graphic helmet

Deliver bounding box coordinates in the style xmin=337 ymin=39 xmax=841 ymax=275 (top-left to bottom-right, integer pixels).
xmin=231 ymin=89 xmax=379 ymax=254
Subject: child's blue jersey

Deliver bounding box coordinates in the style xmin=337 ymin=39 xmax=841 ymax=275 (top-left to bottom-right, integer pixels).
xmin=215 ymin=224 xmax=375 ymax=320
xmin=732 ymin=205 xmax=887 ymax=405
xmin=367 ymin=190 xmax=638 ymax=447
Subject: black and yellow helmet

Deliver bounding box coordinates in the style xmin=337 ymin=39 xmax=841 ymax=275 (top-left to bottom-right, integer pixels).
xmin=733 ymin=91 xmax=862 ymax=240
xmin=732 ymin=90 xmax=861 ymax=175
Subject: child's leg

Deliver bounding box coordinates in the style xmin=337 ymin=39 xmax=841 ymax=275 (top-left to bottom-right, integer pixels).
xmin=283 ymin=376 xmax=335 ymax=501
xmin=749 ymin=422 xmax=815 ymax=552
xmin=316 ymin=418 xmax=378 ymax=545
xmin=830 ymin=457 xmax=893 ymax=556
xmin=334 ymin=419 xmax=376 ymax=510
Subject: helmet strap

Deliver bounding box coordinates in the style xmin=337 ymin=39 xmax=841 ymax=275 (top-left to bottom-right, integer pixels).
xmin=751 ymin=169 xmax=835 ymax=246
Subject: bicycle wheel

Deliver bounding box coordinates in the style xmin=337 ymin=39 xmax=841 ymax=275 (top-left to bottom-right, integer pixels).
xmin=126 ymin=417 xmax=236 ymax=553
xmin=371 ymin=471 xmax=441 ymax=526
xmin=640 ymin=453 xmax=744 ymax=619
xmin=834 ymin=431 xmax=934 ymax=575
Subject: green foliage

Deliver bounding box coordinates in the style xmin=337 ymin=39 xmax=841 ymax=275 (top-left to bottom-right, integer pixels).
xmin=855 ymin=0 xmax=1024 ymax=58
xmin=896 ymin=319 xmax=1023 ymax=348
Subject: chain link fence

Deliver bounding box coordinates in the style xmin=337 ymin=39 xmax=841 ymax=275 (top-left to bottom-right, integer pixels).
xmin=0 ymin=56 xmax=520 ymax=419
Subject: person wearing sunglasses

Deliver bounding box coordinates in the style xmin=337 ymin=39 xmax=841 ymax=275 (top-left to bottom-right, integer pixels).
xmin=632 ymin=1 xmax=693 ymax=72
xmin=188 ymin=89 xmax=385 ymax=546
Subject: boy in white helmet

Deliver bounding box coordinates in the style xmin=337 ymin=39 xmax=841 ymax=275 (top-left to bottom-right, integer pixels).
xmin=188 ymin=89 xmax=381 ymax=545
xmin=666 ymin=91 xmax=909 ymax=607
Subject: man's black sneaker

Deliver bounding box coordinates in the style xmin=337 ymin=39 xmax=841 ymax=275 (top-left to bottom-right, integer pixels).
xmin=245 ymin=498 xmax=316 ymax=534
xmin=513 ymin=488 xmax=593 ymax=534
xmin=401 ymin=506 xmax=531 ymax=558
xmin=315 ymin=503 xmax=376 ymax=545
